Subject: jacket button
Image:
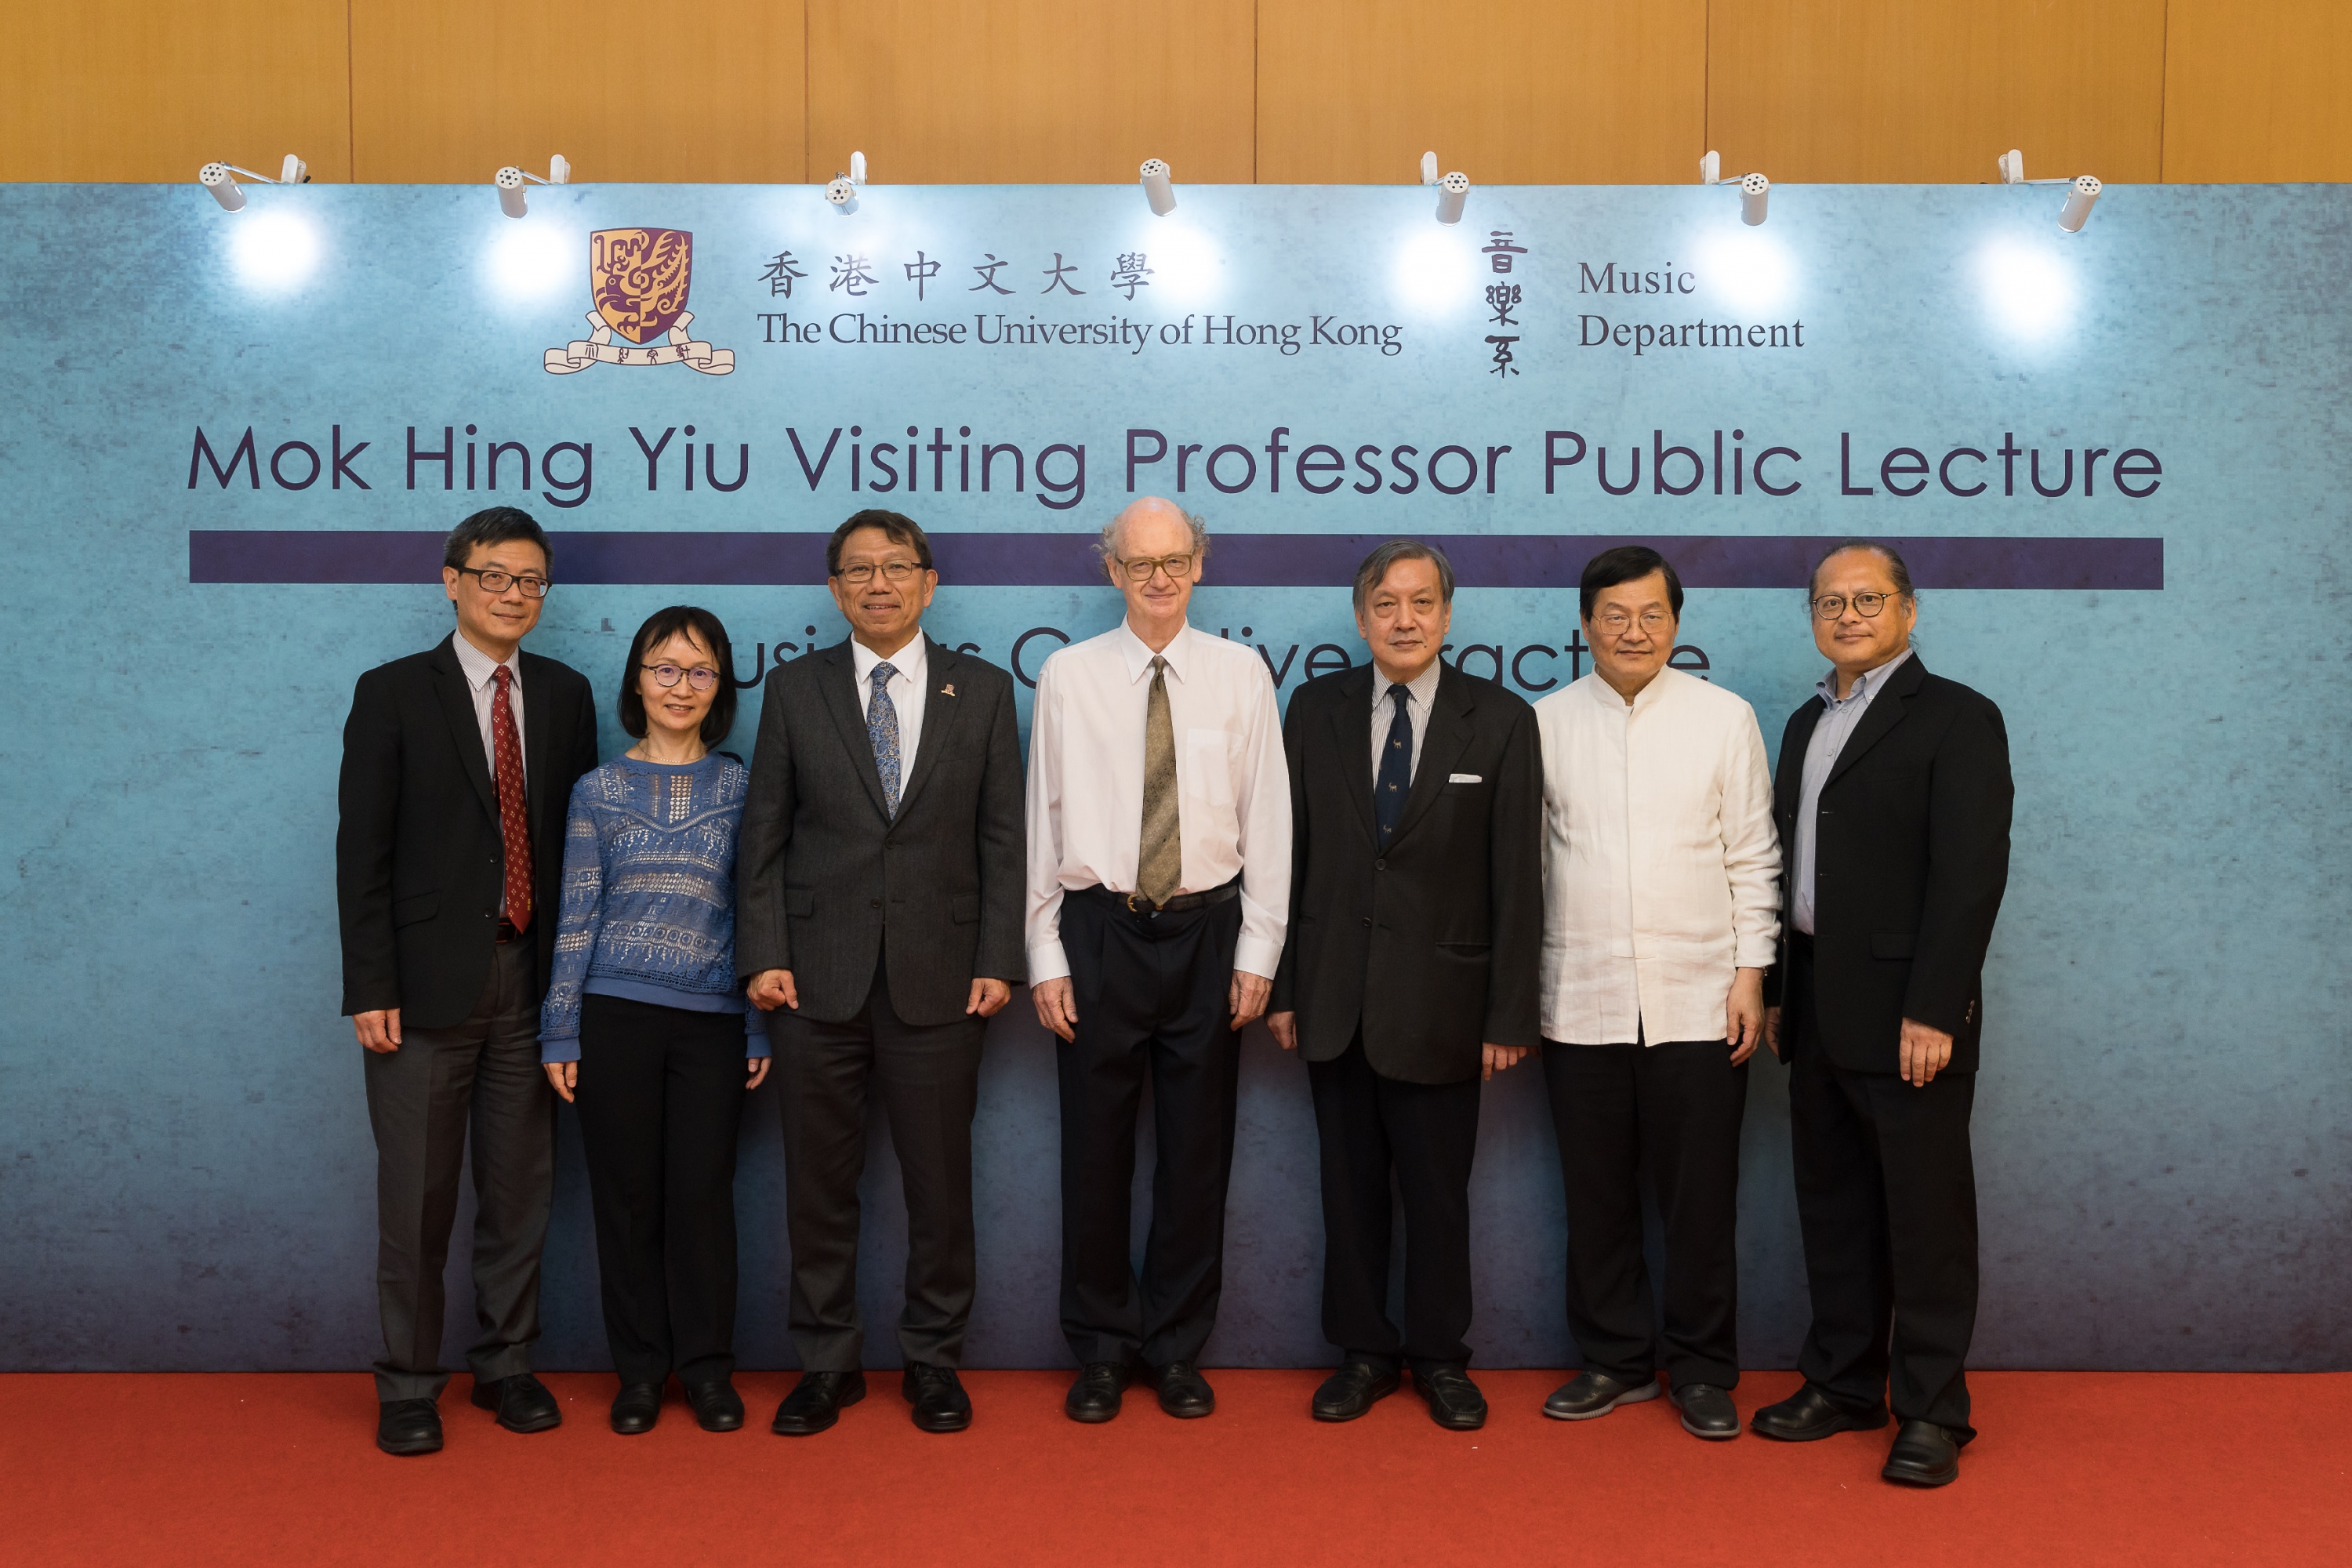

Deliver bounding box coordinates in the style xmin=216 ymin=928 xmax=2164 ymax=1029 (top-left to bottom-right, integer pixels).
xmin=1362 ymin=916 xmax=1372 ymax=927
xmin=1374 ymin=859 xmax=1386 ymax=870
xmin=869 ymin=898 xmax=882 ymax=909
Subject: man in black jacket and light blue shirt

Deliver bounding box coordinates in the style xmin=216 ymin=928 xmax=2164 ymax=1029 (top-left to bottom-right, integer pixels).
xmin=738 ymin=510 xmax=1026 ymax=1438
xmin=1754 ymin=540 xmax=2013 ymax=1488
xmin=337 ymin=506 xmax=600 ymax=1456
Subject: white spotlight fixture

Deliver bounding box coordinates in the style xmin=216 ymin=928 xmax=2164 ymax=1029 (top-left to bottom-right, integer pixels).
xmin=197 ymin=154 xmax=309 ymax=212
xmin=1139 ymin=158 xmax=1176 ymax=216
xmin=494 ymin=154 xmax=571 ymax=219
xmin=1420 ymin=151 xmax=1440 ymax=184
xmin=1993 ymin=150 xmax=2103 ymax=232
xmin=1435 ymin=171 xmax=1469 ymax=225
xmin=1699 ymin=151 xmax=1769 ymax=224
xmin=826 ymin=151 xmax=868 ymax=215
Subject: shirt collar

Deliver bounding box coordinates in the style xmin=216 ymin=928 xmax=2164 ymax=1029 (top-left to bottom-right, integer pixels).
xmin=851 ymin=630 xmax=927 ymax=684
xmin=451 ymin=630 xmax=520 ymax=691
xmin=1117 ymin=619 xmax=1194 ymax=684
xmin=1377 ymin=659 xmax=1443 ymax=713
xmin=1817 ymin=647 xmax=1913 ymax=708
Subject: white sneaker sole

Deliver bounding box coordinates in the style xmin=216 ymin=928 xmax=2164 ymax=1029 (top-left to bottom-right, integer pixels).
xmin=1543 ymin=1377 xmax=1663 ymax=1421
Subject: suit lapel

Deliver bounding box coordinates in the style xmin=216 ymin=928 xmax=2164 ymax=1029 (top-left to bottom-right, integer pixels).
xmin=519 ymin=651 xmax=555 ymax=830
xmin=429 ymin=635 xmax=499 ymax=822
xmin=1779 ymin=699 xmax=1824 ymax=821
xmin=1824 ymin=655 xmax=1927 ymax=789
xmin=1384 ymin=665 xmax=1474 ymax=851
xmin=888 ymin=636 xmax=962 ymax=819
xmin=817 ymin=639 xmax=893 ymax=821
xmin=1323 ymin=663 xmax=1379 ymax=848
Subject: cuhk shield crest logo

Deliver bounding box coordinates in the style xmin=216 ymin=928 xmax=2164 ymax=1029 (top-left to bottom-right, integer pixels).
xmin=544 ymin=228 xmax=734 ymax=375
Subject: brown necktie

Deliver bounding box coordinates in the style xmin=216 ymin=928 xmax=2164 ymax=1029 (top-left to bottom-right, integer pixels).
xmin=1137 ymin=655 xmax=1181 ymax=906
xmin=492 ymin=665 xmax=533 ymax=932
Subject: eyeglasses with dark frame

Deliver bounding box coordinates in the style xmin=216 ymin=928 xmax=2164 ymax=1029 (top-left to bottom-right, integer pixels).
xmin=1810 ymin=590 xmax=1903 ymax=621
xmin=834 ymin=560 xmax=927 ymax=586
xmin=1116 ymin=552 xmax=1196 ymax=583
xmin=641 ymin=662 xmax=723 ymax=691
xmin=455 ymin=567 xmax=551 ymax=598
xmin=1592 ymin=608 xmax=1674 ymax=635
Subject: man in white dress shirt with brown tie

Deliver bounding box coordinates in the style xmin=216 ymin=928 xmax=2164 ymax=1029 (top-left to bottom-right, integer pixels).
xmin=1534 ymin=546 xmax=1781 ymax=1440
xmin=1026 ymin=495 xmax=1290 ymax=1424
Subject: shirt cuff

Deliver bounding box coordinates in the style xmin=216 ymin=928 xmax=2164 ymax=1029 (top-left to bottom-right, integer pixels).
xmin=1232 ymin=935 xmax=1282 ymax=981
xmin=1027 ymin=940 xmax=1071 ymax=984
xmin=539 ymin=1035 xmax=579 ymax=1064
xmin=743 ymin=1011 xmax=771 ymax=1056
xmin=1735 ymin=937 xmax=1780 ymax=969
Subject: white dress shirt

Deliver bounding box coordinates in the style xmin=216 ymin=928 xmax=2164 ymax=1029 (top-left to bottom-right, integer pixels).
xmin=1368 ymin=660 xmax=1444 ymax=786
xmin=849 ymin=630 xmax=928 ymax=779
xmin=1534 ymin=666 xmax=1781 ymax=1045
xmin=1025 ymin=621 xmax=1291 ymax=982
xmin=1790 ymin=648 xmax=1912 ymax=937
xmin=451 ymin=630 xmax=527 ymax=917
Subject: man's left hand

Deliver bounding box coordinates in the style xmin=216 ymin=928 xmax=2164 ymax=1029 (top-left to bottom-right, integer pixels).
xmin=1726 ymin=967 xmax=1767 ymax=1065
xmin=1229 ymin=971 xmax=1272 ymax=1032
xmin=1482 ymin=1044 xmax=1530 ymax=1081
xmin=1900 ymin=1017 xmax=1955 ymax=1086
xmin=967 ymin=978 xmax=1012 ymax=1018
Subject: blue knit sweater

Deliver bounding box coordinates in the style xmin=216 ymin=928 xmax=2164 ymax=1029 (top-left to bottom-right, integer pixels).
xmin=539 ymin=753 xmax=769 ymax=1063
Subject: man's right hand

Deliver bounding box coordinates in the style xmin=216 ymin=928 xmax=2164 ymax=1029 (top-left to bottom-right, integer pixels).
xmin=1268 ymin=1011 xmax=1299 ymax=1051
xmin=747 ymin=970 xmax=799 ymax=1012
xmin=354 ymin=1009 xmax=401 ymax=1054
xmin=1033 ymin=977 xmax=1079 ymax=1042
xmin=1764 ymin=1005 xmax=1784 ymax=1062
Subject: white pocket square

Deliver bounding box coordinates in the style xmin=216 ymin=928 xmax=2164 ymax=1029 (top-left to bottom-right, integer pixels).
xmin=1448 ymin=772 xmax=1482 ymax=783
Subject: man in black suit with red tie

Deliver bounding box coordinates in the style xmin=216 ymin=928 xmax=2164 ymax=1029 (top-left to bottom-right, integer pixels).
xmin=1755 ymin=540 xmax=2013 ymax=1488
xmin=1268 ymin=539 xmax=1544 ymax=1432
xmin=337 ymin=506 xmax=600 ymax=1456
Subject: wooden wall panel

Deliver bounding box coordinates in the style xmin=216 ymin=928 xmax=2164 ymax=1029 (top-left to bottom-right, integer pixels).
xmin=2163 ymin=0 xmax=2352 ymax=181
xmin=1 ymin=2 xmax=351 ymax=183
xmin=805 ymin=0 xmax=1256 ymax=184
xmin=349 ymin=0 xmax=805 ymax=183
xmin=1257 ymin=1 xmax=1705 ymax=185
xmin=1706 ymin=0 xmax=2167 ymax=184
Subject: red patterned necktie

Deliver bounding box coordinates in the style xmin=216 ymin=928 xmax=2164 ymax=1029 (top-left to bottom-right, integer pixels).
xmin=491 ymin=665 xmax=532 ymax=932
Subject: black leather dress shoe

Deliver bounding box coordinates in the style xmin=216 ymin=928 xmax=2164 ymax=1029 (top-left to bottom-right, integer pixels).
xmin=1749 ymin=1382 xmax=1890 ymax=1442
xmin=684 ymin=1378 xmax=743 ymax=1432
xmin=1312 ymin=1359 xmax=1401 ymax=1422
xmin=902 ymin=1364 xmax=973 ymax=1432
xmin=376 ymin=1398 xmax=443 ymax=1456
xmin=1152 ymin=1361 xmax=1215 ymax=1419
xmin=1412 ymin=1367 xmax=1488 ymax=1431
xmin=1065 ymin=1362 xmax=1129 ymax=1423
xmin=471 ymin=1372 xmax=562 ymax=1434
xmin=611 ymin=1382 xmax=662 ymax=1435
xmin=1669 ymin=1383 xmax=1741 ymax=1439
xmin=771 ymin=1370 xmax=866 ymax=1436
xmin=1543 ymin=1370 xmax=1662 ymax=1421
xmin=1882 ymin=1420 xmax=1962 ymax=1486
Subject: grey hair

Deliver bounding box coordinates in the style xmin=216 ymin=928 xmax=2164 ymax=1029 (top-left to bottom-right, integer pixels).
xmin=1096 ymin=499 xmax=1209 ymax=566
xmin=1808 ymin=538 xmax=1915 ymax=600
xmin=1352 ymin=539 xmax=1456 ymax=615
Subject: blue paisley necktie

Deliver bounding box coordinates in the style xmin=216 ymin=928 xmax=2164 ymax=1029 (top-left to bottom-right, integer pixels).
xmin=868 ymin=661 xmax=902 ymax=817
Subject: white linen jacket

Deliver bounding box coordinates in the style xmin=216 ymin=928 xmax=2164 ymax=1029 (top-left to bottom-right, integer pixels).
xmin=1534 ymin=666 xmax=1781 ymax=1045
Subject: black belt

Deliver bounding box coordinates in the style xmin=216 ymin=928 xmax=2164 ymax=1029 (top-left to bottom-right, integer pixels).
xmin=496 ymin=917 xmax=522 ymax=945
xmin=1077 ymin=880 xmax=1240 ymax=916
xmin=1787 ymin=930 xmax=1813 ymax=952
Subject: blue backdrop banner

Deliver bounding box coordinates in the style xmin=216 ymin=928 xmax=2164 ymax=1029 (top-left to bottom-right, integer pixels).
xmin=0 ymin=180 xmax=2343 ymax=1372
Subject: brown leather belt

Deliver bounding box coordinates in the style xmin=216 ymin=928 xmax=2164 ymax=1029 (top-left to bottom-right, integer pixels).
xmin=1078 ymin=880 xmax=1240 ymax=916
xmin=496 ymin=918 xmax=522 ymax=945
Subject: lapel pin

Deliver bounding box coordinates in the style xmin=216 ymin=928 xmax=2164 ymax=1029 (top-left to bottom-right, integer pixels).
xmin=941 ymin=683 xmax=956 ymax=697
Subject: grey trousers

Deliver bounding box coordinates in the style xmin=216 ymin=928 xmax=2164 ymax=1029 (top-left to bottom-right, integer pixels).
xmin=362 ymin=938 xmax=554 ymax=1403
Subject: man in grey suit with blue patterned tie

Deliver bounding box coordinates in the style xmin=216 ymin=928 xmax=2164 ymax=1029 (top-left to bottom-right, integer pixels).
xmin=737 ymin=510 xmax=1026 ymax=1437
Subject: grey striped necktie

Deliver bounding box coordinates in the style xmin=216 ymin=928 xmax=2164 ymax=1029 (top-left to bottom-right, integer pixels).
xmin=868 ymin=661 xmax=902 ymax=817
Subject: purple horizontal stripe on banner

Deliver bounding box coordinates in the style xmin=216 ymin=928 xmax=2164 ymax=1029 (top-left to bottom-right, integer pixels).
xmin=188 ymin=531 xmax=2162 ymax=591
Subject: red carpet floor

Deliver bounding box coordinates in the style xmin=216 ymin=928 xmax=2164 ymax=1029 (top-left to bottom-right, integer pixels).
xmin=3 ymin=1370 xmax=2344 ymax=1566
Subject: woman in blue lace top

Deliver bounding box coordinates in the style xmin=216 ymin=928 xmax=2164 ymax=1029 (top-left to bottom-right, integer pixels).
xmin=539 ymin=605 xmax=765 ymax=1437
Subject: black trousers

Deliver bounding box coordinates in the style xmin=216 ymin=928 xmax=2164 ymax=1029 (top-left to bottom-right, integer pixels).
xmin=1056 ymin=887 xmax=1243 ymax=1369
xmin=1544 ymin=1036 xmax=1748 ymax=1389
xmin=1787 ymin=936 xmax=1980 ymax=1438
xmin=574 ymin=994 xmax=749 ymax=1386
xmin=362 ymin=938 xmax=553 ymax=1403
xmin=1308 ymin=1038 xmax=1482 ymax=1372
xmin=773 ymin=961 xmax=984 ymax=1370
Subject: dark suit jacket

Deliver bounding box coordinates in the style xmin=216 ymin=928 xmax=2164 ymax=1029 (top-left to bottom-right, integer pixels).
xmin=1271 ymin=661 xmax=1544 ymax=1084
xmin=336 ymin=632 xmax=600 ymax=1029
xmin=735 ymin=635 xmax=1025 ymax=1025
xmin=1766 ymin=654 xmax=2013 ymax=1075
